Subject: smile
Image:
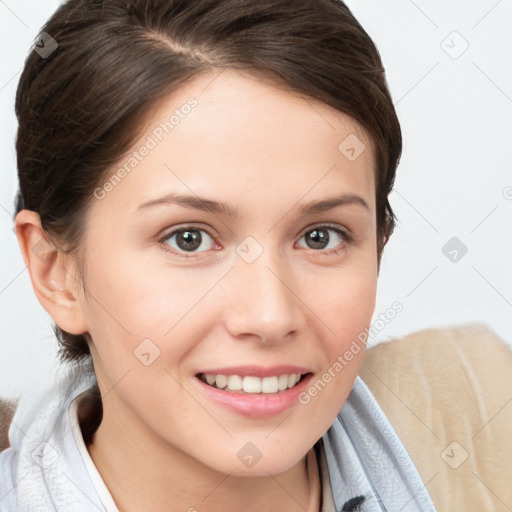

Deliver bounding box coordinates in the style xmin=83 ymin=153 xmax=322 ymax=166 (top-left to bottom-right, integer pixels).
xmin=198 ymin=373 xmax=304 ymax=394
xmin=194 ymin=368 xmax=313 ymax=418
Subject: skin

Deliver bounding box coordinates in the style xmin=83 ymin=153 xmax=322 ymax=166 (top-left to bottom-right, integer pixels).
xmin=16 ymin=69 xmax=378 ymax=512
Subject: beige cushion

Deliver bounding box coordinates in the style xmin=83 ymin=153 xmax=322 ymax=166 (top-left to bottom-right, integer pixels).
xmin=360 ymin=323 xmax=512 ymax=512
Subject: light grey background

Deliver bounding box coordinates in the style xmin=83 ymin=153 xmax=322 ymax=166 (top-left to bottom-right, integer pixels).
xmin=1 ymin=0 xmax=511 ymax=400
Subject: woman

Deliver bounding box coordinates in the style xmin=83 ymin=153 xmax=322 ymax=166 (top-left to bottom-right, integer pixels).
xmin=0 ymin=0 xmax=437 ymax=510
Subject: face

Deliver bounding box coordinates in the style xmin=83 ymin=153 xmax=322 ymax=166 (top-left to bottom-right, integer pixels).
xmin=78 ymin=69 xmax=377 ymax=476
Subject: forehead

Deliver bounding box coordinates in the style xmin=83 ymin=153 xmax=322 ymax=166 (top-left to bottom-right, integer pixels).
xmin=92 ymin=69 xmax=376 ymax=221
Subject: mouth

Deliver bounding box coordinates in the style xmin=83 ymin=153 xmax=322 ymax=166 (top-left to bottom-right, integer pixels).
xmin=194 ymin=365 xmax=314 ymax=417
xmin=196 ymin=372 xmax=310 ymax=394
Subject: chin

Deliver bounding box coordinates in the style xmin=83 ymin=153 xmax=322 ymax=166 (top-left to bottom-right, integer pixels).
xmin=199 ymin=439 xmax=312 ymax=477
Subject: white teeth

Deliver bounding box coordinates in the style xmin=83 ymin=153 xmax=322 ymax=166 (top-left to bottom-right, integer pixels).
xmin=288 ymin=373 xmax=298 ymax=388
xmin=278 ymin=374 xmax=289 ymax=391
xmin=201 ymin=373 xmax=304 ymax=393
xmin=227 ymin=375 xmax=243 ymax=391
xmin=215 ymin=374 xmax=227 ymax=389
xmin=261 ymin=376 xmax=279 ymax=393
xmin=243 ymin=376 xmax=262 ymax=393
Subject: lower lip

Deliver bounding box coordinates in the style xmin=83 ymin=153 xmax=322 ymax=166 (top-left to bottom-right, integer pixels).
xmin=195 ymin=374 xmax=313 ymax=419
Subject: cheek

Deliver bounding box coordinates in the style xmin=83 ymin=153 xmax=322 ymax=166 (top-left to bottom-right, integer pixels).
xmin=81 ymin=247 xmax=221 ymax=381
xmin=321 ymin=260 xmax=377 ymax=338
xmin=301 ymin=264 xmax=376 ymax=421
xmin=82 ymin=245 xmax=182 ymax=336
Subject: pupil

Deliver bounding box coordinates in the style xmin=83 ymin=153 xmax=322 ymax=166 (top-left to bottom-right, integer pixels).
xmin=308 ymin=228 xmax=329 ymax=249
xmin=177 ymin=230 xmax=201 ymax=251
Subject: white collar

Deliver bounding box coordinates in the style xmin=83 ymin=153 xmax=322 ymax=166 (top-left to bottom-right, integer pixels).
xmin=68 ymin=393 xmax=119 ymax=512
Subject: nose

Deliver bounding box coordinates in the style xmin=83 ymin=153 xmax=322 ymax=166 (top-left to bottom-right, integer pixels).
xmin=223 ymin=245 xmax=304 ymax=346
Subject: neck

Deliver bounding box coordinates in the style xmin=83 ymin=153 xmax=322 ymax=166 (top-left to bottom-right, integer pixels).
xmin=83 ymin=393 xmax=318 ymax=512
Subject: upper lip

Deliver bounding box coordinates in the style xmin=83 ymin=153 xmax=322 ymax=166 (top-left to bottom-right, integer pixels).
xmin=196 ymin=365 xmax=311 ymax=378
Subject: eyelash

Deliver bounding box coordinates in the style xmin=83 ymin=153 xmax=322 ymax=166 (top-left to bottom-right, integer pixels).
xmin=157 ymin=223 xmax=353 ymax=260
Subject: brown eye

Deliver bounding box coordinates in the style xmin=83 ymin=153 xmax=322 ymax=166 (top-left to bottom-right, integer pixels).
xmin=297 ymin=225 xmax=350 ymax=253
xmin=160 ymin=227 xmax=215 ymax=257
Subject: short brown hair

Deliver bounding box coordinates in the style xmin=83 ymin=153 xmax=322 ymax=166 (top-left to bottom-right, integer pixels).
xmin=15 ymin=0 xmax=402 ymax=366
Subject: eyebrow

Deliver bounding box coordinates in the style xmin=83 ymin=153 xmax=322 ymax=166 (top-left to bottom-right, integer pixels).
xmin=136 ymin=192 xmax=370 ymax=217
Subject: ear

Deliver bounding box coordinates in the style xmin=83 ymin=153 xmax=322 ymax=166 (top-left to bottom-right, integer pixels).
xmin=14 ymin=209 xmax=88 ymax=336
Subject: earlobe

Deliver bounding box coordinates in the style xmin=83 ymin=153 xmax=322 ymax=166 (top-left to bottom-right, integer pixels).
xmin=14 ymin=209 xmax=88 ymax=336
